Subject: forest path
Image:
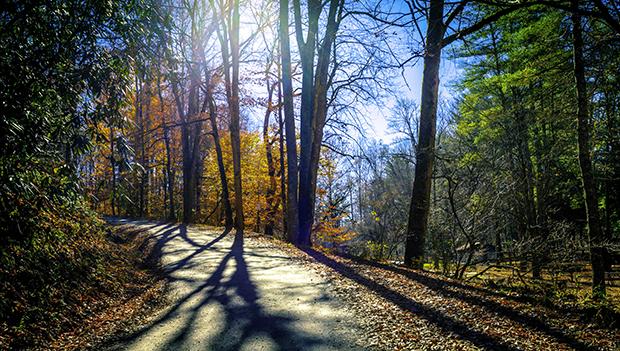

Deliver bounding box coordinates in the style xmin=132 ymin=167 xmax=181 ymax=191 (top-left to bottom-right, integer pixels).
xmin=104 ymin=219 xmax=364 ymax=351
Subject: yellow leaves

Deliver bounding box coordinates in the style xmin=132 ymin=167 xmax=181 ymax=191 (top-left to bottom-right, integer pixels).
xmin=202 ymin=130 xmax=280 ymax=228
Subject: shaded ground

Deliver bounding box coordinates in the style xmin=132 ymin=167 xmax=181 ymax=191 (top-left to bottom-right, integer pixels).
xmin=103 ymin=220 xmax=620 ymax=350
xmin=274 ymin=247 xmax=620 ymax=350
xmin=104 ymin=220 xmax=365 ymax=351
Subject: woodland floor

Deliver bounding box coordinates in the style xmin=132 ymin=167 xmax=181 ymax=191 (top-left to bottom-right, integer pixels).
xmin=101 ymin=220 xmax=620 ymax=351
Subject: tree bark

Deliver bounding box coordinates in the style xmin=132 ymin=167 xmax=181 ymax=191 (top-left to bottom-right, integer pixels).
xmin=404 ymin=0 xmax=444 ymax=268
xmin=141 ymin=79 xmax=152 ymax=218
xmin=571 ymin=0 xmax=606 ymax=297
xmin=277 ymin=62 xmax=287 ymax=234
xmin=305 ymin=0 xmax=343 ymax=246
xmin=110 ymin=126 xmax=116 ymax=216
xmin=229 ymin=0 xmax=244 ymax=230
xmin=264 ymin=82 xmax=278 ymax=236
xmin=280 ymin=0 xmax=299 ymax=243
xmin=603 ymin=88 xmax=619 ymax=270
xmin=136 ymin=76 xmax=146 ymax=218
xmin=295 ymin=0 xmax=320 ymax=246
xmin=208 ymin=91 xmax=234 ymax=228
xmin=294 ymin=0 xmax=342 ymax=247
xmin=174 ymin=31 xmax=202 ymax=223
xmin=156 ymin=71 xmax=175 ymax=220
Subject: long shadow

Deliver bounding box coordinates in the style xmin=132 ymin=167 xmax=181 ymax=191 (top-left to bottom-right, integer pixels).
xmin=142 ymin=223 xmax=181 ymax=266
xmin=113 ymin=227 xmax=334 ymax=350
xmin=304 ymin=249 xmax=597 ymax=351
xmin=348 ymin=257 xmax=595 ymax=350
xmin=162 ymin=231 xmax=321 ymax=350
xmin=162 ymin=225 xmax=231 ymax=274
xmin=177 ymin=223 xmax=203 ymax=248
xmin=114 ymin=226 xmax=233 ymax=338
xmin=354 ymin=256 xmax=547 ymax=306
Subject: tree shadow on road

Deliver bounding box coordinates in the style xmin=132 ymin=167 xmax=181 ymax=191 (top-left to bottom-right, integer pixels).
xmin=110 ymin=226 xmax=338 ymax=350
xmin=168 ymin=230 xmax=329 ymax=350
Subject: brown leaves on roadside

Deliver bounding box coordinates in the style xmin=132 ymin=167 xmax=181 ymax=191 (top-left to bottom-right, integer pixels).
xmin=250 ymin=234 xmax=620 ymax=351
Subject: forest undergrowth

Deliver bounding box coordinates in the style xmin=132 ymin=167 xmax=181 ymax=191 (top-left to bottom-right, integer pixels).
xmin=0 ymin=211 xmax=166 ymax=350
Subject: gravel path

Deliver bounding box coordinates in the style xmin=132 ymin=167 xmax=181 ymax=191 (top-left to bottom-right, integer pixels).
xmin=104 ymin=220 xmax=365 ymax=351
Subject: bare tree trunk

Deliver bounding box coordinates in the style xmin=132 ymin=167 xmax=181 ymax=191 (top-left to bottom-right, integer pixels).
xmin=156 ymin=72 xmax=175 ymax=220
xmin=163 ymin=123 xmax=175 ymax=219
xmin=179 ymin=106 xmax=196 ymax=223
xmin=226 ymin=0 xmax=244 ymax=230
xmin=515 ymin=107 xmax=540 ymax=278
xmin=175 ymin=0 xmax=206 ymax=224
xmin=305 ymin=0 xmax=343 ymax=246
xmin=208 ymin=91 xmax=234 ymax=228
xmin=264 ymin=82 xmax=278 ymax=236
xmin=136 ymin=76 xmax=146 ymax=217
xmin=140 ymin=80 xmax=152 ymax=218
xmin=277 ymin=63 xmax=287 ymax=234
xmin=404 ymin=0 xmax=444 ymax=268
xmin=571 ymin=1 xmax=606 ymax=297
xmin=295 ymin=0 xmax=319 ymax=247
xmin=603 ymin=88 xmax=618 ymax=271
xmin=110 ymin=126 xmax=116 ymax=216
xmin=194 ymin=144 xmax=204 ymax=219
xmin=280 ymin=0 xmax=299 ymax=243
xmin=145 ymin=85 xmax=152 ymax=217
xmin=532 ymin=109 xmax=549 ymax=279
xmin=175 ymin=44 xmax=201 ymax=223
xmin=294 ymin=0 xmax=342 ymax=247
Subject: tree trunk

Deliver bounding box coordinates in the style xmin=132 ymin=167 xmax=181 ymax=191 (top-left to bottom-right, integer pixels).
xmin=305 ymin=0 xmax=342 ymax=246
xmin=280 ymin=0 xmax=299 ymax=243
xmin=163 ymin=123 xmax=175 ymax=220
xmin=136 ymin=76 xmax=146 ymax=217
xmin=110 ymin=126 xmax=116 ymax=216
xmin=229 ymin=0 xmax=244 ymax=230
xmin=208 ymin=92 xmax=234 ymax=228
xmin=571 ymin=1 xmax=606 ymax=297
xmin=264 ymin=82 xmax=278 ymax=236
xmin=295 ymin=0 xmax=320 ymax=247
xmin=295 ymin=0 xmax=342 ymax=247
xmin=277 ymin=63 xmax=287 ymax=234
xmin=603 ymin=88 xmax=618 ymax=271
xmin=404 ymin=0 xmax=444 ymax=268
xmin=514 ymin=106 xmax=540 ymax=278
xmin=141 ymin=80 xmax=152 ymax=218
xmin=174 ymin=37 xmax=202 ymax=223
xmin=156 ymin=72 xmax=175 ymax=220
xmin=180 ymin=111 xmax=196 ymax=223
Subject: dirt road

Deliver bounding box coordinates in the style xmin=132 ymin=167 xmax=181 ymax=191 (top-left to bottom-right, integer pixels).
xmin=104 ymin=220 xmax=364 ymax=351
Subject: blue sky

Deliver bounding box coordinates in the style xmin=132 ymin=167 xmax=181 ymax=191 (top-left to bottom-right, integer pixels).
xmin=237 ymin=0 xmax=464 ymax=146
xmin=364 ymin=57 xmax=461 ymax=143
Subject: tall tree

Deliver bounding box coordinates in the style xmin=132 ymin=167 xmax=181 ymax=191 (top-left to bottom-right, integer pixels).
xmin=402 ymin=0 xmax=533 ymax=268
xmin=156 ymin=70 xmax=176 ymax=220
xmin=571 ymin=0 xmax=606 ymax=297
xmin=293 ymin=0 xmax=344 ymax=246
xmin=229 ymin=0 xmax=244 ymax=230
xmin=206 ymin=73 xmax=234 ymax=228
xmin=279 ymin=0 xmax=300 ymax=243
xmin=214 ymin=0 xmax=244 ymax=229
xmin=263 ymin=77 xmax=279 ymax=236
xmin=403 ymin=0 xmax=445 ymax=268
